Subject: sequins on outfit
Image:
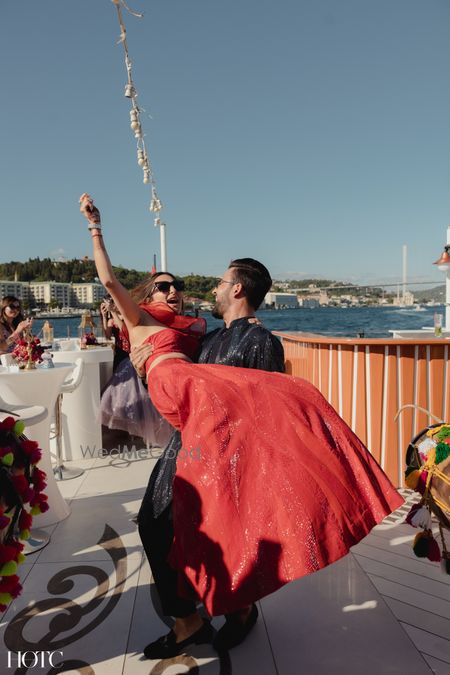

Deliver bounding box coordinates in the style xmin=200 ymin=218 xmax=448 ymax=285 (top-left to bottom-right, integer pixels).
xmin=142 ymin=304 xmax=403 ymax=616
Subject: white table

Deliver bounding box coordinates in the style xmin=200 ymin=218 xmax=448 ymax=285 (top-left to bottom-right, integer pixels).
xmin=51 ymin=343 xmax=114 ymax=461
xmin=0 ymin=363 xmax=74 ymax=527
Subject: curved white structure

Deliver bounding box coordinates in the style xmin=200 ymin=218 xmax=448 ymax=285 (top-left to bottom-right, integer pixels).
xmin=52 ymin=345 xmax=114 ymax=461
xmin=0 ymin=363 xmax=74 ymax=526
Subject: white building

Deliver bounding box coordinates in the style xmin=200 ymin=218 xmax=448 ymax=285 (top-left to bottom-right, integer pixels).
xmin=0 ymin=281 xmax=31 ymax=302
xmin=71 ymin=283 xmax=107 ymax=306
xmin=29 ymin=282 xmax=72 ymax=307
xmin=264 ymin=292 xmax=298 ymax=309
xmin=0 ymin=280 xmax=107 ymax=308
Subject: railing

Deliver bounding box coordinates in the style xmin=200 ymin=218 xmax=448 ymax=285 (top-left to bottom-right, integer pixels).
xmin=274 ymin=332 xmax=450 ymax=487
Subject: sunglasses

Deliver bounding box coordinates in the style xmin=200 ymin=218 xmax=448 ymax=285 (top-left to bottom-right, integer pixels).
xmin=153 ymin=279 xmax=185 ymax=293
xmin=7 ymin=303 xmax=20 ymax=310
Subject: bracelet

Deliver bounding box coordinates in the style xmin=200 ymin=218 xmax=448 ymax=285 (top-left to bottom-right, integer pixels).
xmin=91 ymin=233 xmax=103 ymax=238
xmin=88 ymin=222 xmax=102 ymax=231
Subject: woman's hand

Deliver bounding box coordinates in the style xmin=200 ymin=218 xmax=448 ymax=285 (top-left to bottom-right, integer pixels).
xmin=79 ymin=193 xmax=101 ymax=227
xmin=17 ymin=317 xmax=33 ymax=333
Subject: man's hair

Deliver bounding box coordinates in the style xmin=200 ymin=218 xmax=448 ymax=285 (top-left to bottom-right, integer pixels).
xmin=228 ymin=258 xmax=272 ymax=310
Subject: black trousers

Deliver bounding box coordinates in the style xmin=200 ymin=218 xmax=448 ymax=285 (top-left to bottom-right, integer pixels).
xmin=138 ymin=459 xmax=197 ymax=618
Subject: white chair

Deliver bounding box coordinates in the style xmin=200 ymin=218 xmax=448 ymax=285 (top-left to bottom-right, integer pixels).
xmin=0 ymin=398 xmax=48 ymax=427
xmin=52 ymin=358 xmax=85 ymax=481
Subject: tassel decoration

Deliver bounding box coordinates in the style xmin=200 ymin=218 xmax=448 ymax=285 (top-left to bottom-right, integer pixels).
xmin=410 ymin=506 xmax=432 ymax=530
xmin=405 ymin=469 xmax=421 ymax=490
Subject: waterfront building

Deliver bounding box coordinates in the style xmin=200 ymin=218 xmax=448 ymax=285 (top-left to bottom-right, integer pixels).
xmin=71 ymin=283 xmax=107 ymax=307
xmin=0 ymin=280 xmax=31 ymax=302
xmin=0 ymin=280 xmax=107 ymax=308
xmin=393 ymin=289 xmax=415 ymax=306
xmin=29 ymin=282 xmax=72 ymax=307
xmin=264 ymin=292 xmax=298 ymax=309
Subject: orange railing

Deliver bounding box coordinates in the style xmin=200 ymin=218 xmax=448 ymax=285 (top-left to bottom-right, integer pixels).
xmin=275 ymin=332 xmax=450 ymax=487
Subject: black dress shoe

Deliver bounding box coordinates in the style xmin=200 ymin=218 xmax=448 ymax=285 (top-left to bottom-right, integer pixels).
xmin=213 ymin=603 xmax=259 ymax=652
xmin=143 ymin=620 xmax=214 ymax=660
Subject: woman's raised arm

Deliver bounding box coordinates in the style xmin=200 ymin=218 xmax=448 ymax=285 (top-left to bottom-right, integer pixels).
xmin=79 ymin=193 xmax=141 ymax=330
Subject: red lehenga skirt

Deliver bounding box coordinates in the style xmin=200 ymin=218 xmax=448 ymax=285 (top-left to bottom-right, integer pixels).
xmin=148 ymin=359 xmax=403 ymax=615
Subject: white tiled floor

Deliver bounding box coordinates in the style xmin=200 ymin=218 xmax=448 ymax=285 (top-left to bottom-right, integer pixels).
xmin=1 ymin=455 xmax=449 ymax=674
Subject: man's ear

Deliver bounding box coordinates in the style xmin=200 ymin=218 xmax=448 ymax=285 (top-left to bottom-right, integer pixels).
xmin=233 ymin=283 xmax=245 ymax=299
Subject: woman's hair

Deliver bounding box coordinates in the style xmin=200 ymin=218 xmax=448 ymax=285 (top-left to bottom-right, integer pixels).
xmin=0 ymin=296 xmax=24 ymax=330
xmin=130 ymin=271 xmax=184 ymax=312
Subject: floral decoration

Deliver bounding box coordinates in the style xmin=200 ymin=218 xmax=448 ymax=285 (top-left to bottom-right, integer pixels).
xmin=0 ymin=416 xmax=48 ymax=612
xmin=12 ymin=336 xmax=44 ymax=366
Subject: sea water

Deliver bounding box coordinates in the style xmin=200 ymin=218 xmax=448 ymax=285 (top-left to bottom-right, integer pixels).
xmin=31 ymin=305 xmax=442 ymax=340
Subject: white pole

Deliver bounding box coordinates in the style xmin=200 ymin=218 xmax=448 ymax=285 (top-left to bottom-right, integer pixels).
xmin=446 ymin=227 xmax=450 ymax=331
xmin=160 ymin=223 xmax=167 ymax=272
xmin=402 ymin=244 xmax=407 ymax=305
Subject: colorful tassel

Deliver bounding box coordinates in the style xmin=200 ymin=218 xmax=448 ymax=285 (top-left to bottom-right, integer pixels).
xmin=405 ymin=469 xmax=421 ymax=490
xmin=405 ymin=502 xmax=422 ymax=525
xmin=432 ymin=425 xmax=450 ymax=442
xmin=416 ymin=471 xmax=429 ymax=495
xmin=435 ymin=442 xmax=450 ymax=465
xmin=427 ymin=537 xmax=441 ymax=562
xmin=410 ymin=506 xmax=432 ymax=530
xmin=413 ymin=531 xmax=429 ymax=557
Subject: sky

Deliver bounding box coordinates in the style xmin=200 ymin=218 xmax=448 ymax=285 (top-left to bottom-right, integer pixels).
xmin=2 ymin=0 xmax=450 ymax=285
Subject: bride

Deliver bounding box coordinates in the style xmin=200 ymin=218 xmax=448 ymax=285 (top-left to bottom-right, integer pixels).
xmin=79 ymin=193 xmax=403 ymax=617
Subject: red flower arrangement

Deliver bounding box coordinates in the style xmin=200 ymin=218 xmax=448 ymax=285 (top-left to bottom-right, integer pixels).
xmin=0 ymin=416 xmax=48 ymax=612
xmin=12 ymin=335 xmax=44 ymax=367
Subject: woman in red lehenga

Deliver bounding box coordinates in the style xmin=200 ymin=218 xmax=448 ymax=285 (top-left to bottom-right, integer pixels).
xmin=79 ymin=194 xmax=403 ymax=617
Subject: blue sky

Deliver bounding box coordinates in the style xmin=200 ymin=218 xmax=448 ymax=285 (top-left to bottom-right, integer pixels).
xmin=2 ymin=0 xmax=450 ymax=285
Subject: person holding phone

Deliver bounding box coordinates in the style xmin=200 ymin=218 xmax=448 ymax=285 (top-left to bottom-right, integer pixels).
xmin=0 ymin=296 xmax=33 ymax=354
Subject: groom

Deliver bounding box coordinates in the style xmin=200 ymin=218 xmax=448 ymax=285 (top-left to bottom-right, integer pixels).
xmin=132 ymin=258 xmax=285 ymax=659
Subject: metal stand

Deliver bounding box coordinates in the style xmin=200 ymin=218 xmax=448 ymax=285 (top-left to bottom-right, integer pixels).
xmin=52 ymin=394 xmax=85 ymax=481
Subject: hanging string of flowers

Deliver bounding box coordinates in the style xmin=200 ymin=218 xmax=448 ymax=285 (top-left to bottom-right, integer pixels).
xmin=404 ymin=423 xmax=450 ymax=574
xmin=111 ymin=0 xmax=165 ymax=231
xmin=0 ymin=416 xmax=48 ymax=612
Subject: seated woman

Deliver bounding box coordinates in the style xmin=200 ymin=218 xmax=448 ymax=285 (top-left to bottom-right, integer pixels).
xmin=79 ymin=193 xmax=403 ymax=621
xmin=0 ymin=297 xmax=32 ymax=355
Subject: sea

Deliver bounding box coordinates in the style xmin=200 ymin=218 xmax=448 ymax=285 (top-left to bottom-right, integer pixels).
xmin=32 ymin=305 xmax=444 ymax=340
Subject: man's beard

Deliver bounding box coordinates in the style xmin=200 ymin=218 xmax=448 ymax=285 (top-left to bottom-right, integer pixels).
xmin=211 ymin=301 xmax=224 ymax=319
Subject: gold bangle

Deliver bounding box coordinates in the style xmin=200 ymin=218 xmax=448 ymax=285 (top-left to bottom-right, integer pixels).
xmin=91 ymin=233 xmax=103 ymax=238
